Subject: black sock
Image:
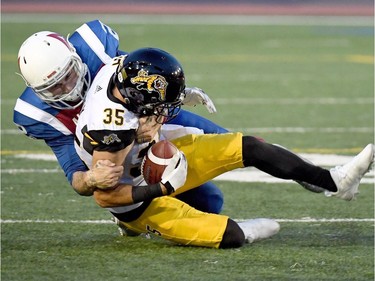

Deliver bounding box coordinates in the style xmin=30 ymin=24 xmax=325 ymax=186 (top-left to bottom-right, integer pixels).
xmin=219 ymin=218 xmax=245 ymax=249
xmin=242 ymin=136 xmax=337 ymax=192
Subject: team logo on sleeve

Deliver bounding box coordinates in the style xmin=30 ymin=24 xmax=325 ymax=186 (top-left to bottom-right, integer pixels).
xmin=102 ymin=133 xmax=121 ymax=145
xmin=130 ymin=70 xmax=168 ymax=100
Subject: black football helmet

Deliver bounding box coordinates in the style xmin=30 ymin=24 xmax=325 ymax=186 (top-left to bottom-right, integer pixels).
xmin=113 ymin=47 xmax=185 ymax=122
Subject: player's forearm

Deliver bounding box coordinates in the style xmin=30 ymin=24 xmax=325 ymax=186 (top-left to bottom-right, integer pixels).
xmin=94 ymin=183 xmax=170 ymax=208
xmin=71 ymin=159 xmax=124 ymax=196
xmin=71 ymin=171 xmax=96 ymax=196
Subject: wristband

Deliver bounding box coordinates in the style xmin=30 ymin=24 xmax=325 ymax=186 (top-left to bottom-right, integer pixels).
xmin=131 ymin=183 xmax=163 ymax=203
xmin=162 ymin=182 xmax=174 ymax=195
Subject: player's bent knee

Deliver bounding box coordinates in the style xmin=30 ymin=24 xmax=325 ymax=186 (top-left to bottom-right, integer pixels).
xmin=219 ymin=218 xmax=245 ymax=248
xmin=242 ymin=136 xmax=259 ymax=165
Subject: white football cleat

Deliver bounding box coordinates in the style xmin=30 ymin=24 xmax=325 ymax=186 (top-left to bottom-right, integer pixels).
xmin=326 ymin=144 xmax=374 ymax=201
xmin=238 ymin=218 xmax=280 ymax=244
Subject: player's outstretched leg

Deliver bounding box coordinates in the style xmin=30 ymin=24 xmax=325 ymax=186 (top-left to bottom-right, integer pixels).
xmin=242 ymin=136 xmax=374 ymax=200
xmin=325 ymin=143 xmax=374 ymax=201
xmin=273 ymin=144 xmax=325 ymax=193
xmin=242 ymin=136 xmax=338 ymax=191
xmin=238 ymin=219 xmax=280 ymax=243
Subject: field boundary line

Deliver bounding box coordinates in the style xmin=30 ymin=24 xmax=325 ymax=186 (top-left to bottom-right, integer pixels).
xmin=2 ymin=151 xmax=374 ymax=183
xmin=227 ymin=127 xmax=373 ymax=134
xmin=214 ymin=97 xmax=374 ymax=105
xmin=1 ymin=218 xmax=373 ymax=224
xmin=1 ymin=14 xmax=373 ymax=26
xmin=2 ymin=168 xmax=374 ymax=184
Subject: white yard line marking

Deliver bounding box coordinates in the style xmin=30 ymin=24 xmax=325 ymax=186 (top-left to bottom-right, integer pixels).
xmin=275 ymin=218 xmax=374 ymax=223
xmin=214 ymin=97 xmax=373 ymax=105
xmin=226 ymin=127 xmax=373 ymax=133
xmin=2 ymin=127 xmax=373 ymax=135
xmin=214 ymin=168 xmax=374 ymax=184
xmin=0 ymin=219 xmax=115 ymax=224
xmin=2 ymin=153 xmax=374 ymax=183
xmin=1 ymin=168 xmax=374 ymax=184
xmin=2 ymin=168 xmax=61 ymax=173
xmin=0 ymin=218 xmax=373 ymax=224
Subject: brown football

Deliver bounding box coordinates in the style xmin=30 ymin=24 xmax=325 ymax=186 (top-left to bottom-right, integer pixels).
xmin=142 ymin=140 xmax=179 ymax=184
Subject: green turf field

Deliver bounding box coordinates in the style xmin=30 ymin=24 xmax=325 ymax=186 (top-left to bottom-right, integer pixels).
xmin=1 ymin=14 xmax=374 ymax=281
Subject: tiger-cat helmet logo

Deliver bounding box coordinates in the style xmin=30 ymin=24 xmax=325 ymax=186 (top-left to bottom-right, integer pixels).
xmin=130 ymin=70 xmax=168 ymax=101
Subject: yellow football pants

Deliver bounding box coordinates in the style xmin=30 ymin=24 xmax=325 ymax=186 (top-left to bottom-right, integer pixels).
xmin=123 ymin=132 xmax=244 ymax=248
xmin=170 ymin=132 xmax=244 ymax=196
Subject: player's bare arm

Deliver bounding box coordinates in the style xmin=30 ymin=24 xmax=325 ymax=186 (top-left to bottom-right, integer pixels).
xmin=92 ymin=143 xmax=134 ymax=206
xmin=71 ymin=160 xmax=124 ymax=196
xmin=92 ymin=143 xmax=184 ymax=208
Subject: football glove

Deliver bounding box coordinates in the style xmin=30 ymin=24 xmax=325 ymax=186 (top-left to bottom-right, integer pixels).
xmin=161 ymin=151 xmax=187 ymax=194
xmin=182 ymin=87 xmax=217 ymax=113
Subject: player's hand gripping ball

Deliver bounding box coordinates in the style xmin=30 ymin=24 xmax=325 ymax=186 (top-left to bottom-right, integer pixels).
xmin=141 ymin=140 xmax=179 ymax=184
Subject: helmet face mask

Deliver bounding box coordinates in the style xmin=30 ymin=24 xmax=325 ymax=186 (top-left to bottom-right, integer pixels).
xmin=18 ymin=31 xmax=91 ymax=110
xmin=114 ymin=48 xmax=185 ymax=123
xmin=32 ymin=56 xmax=90 ymax=109
xmin=122 ymin=86 xmax=182 ymax=122
xmin=152 ymin=101 xmax=182 ymax=124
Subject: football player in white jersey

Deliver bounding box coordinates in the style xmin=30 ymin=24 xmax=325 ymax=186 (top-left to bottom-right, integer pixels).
xmin=74 ymin=48 xmax=374 ymax=248
xmin=14 ymin=21 xmax=226 ymax=214
xmin=14 ymin=20 xmax=325 ymax=218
